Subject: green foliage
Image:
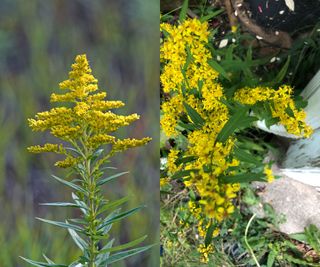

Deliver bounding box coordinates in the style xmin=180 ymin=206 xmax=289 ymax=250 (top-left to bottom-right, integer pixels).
xmin=1 ymin=1 xmax=159 ymax=266
xmin=23 ymin=152 xmax=152 ymax=266
xmin=161 ymin=183 xmax=320 ymax=266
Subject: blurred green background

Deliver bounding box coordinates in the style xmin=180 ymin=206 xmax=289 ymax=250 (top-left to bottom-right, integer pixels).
xmin=0 ymin=0 xmax=159 ymax=266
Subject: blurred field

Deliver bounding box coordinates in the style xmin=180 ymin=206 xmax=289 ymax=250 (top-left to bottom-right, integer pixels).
xmin=0 ymin=1 xmax=159 ymax=266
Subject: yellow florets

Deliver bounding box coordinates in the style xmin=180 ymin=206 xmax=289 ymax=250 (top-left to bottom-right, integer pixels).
xmin=264 ymin=166 xmax=275 ymax=183
xmin=161 ymin=19 xmax=239 ymax=228
xmin=161 ymin=17 xmax=312 ymax=265
xmin=28 ymin=54 xmax=151 ymax=167
xmin=197 ymin=244 xmax=214 ymax=263
xmin=234 ymin=85 xmax=313 ymax=138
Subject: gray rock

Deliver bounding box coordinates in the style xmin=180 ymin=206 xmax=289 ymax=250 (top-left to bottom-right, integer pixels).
xmin=256 ymin=176 xmax=320 ymax=234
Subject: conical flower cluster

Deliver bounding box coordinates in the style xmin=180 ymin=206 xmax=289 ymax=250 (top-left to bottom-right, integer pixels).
xmin=28 ymin=54 xmax=151 ymax=167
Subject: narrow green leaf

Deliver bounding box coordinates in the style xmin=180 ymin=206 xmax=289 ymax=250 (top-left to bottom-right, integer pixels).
xmin=68 ymin=226 xmax=88 ymax=252
xmin=96 ymin=239 xmax=115 ymax=265
xmin=97 ymin=171 xmax=129 ymax=186
xmin=175 ymin=156 xmax=197 ymax=165
xmin=205 ymin=222 xmax=215 ymax=246
xmin=305 ymin=224 xmax=320 ymax=252
xmin=179 ymin=0 xmax=188 ymax=22
xmin=101 ymin=245 xmax=153 ymax=265
xmin=182 ymin=45 xmax=193 ymax=72
xmin=233 ymin=147 xmax=261 ymax=165
xmin=42 ymin=255 xmax=54 ymax=264
xmin=101 ymin=235 xmax=147 ymax=253
xmin=89 ymin=148 xmax=104 ymax=161
xmin=219 ymin=172 xmax=266 ymax=184
xmin=101 ymin=209 xmax=120 ymax=234
xmin=267 ymin=250 xmax=277 ymax=267
xmin=36 ymin=217 xmax=83 ymax=232
xmin=200 ymin=9 xmax=224 ymax=22
xmin=274 ymin=56 xmax=291 ymax=84
xmin=289 ymin=233 xmax=308 ymax=243
xmin=208 ymin=59 xmax=230 ymax=81
xmin=51 ymin=175 xmax=87 ymax=195
xmin=178 ymin=122 xmax=197 ymax=131
xmin=285 ymin=106 xmax=295 ymax=117
xmin=294 ymin=95 xmax=308 ymax=109
xmin=39 ymin=202 xmax=79 ymax=208
xmin=98 ymin=196 xmax=129 ymax=215
xmin=216 ymin=106 xmax=249 ymax=143
xmin=171 ymin=169 xmax=198 ymax=180
xmin=98 ymin=206 xmax=145 ymax=230
xmin=64 ymin=147 xmax=84 ymax=157
xmin=72 ymin=192 xmax=88 ymax=215
xmin=20 ymin=257 xmax=67 ymax=267
xmin=183 ymin=102 xmax=205 ymax=128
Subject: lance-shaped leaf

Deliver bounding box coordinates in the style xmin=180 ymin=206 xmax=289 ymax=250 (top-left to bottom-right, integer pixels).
xmin=200 ymin=9 xmax=224 ymax=22
xmin=219 ymin=172 xmax=266 ymax=184
xmin=100 ymin=245 xmax=153 ymax=265
xmin=39 ymin=202 xmax=80 ymax=208
xmin=178 ymin=122 xmax=198 ymax=131
xmin=179 ymin=0 xmax=188 ymax=22
xmin=208 ymin=59 xmax=230 ymax=81
xmin=274 ymin=56 xmax=291 ymax=85
xmin=51 ymin=175 xmax=87 ymax=195
xmin=20 ymin=257 xmax=67 ymax=267
xmin=204 ymin=221 xmax=215 ymax=247
xmin=72 ymin=193 xmax=88 ymax=215
xmin=183 ymin=102 xmax=205 ymax=129
xmin=88 ymin=148 xmax=104 ymax=161
xmin=101 ymin=209 xmax=120 ymax=235
xmin=36 ymin=217 xmax=83 ymax=232
xmin=98 ymin=206 xmax=145 ymax=231
xmin=171 ymin=169 xmax=198 ymax=180
xmin=95 ymin=239 xmax=115 ymax=266
xmin=68 ymin=227 xmax=88 ymax=252
xmin=175 ymin=156 xmax=197 ymax=165
xmin=42 ymin=255 xmax=55 ymax=264
xmin=100 ymin=235 xmax=147 ymax=254
xmin=216 ymin=106 xmax=258 ymax=143
xmin=233 ymin=147 xmax=262 ymax=165
xmin=97 ymin=171 xmax=129 ymax=186
xmin=97 ymin=196 xmax=130 ymax=215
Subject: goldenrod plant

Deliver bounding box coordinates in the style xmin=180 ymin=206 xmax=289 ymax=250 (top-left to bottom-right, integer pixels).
xmin=160 ymin=16 xmax=312 ymax=263
xmin=22 ymin=54 xmax=152 ymax=267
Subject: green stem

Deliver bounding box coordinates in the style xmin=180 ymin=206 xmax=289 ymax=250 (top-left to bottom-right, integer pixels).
xmin=82 ymin=142 xmax=97 ymax=267
xmin=244 ymin=214 xmax=261 ymax=267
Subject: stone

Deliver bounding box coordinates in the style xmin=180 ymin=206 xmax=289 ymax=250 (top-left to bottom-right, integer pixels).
xmin=256 ymin=176 xmax=320 ymax=234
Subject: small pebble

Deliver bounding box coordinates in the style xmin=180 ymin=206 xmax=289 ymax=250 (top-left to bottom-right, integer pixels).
xmin=270 ymin=57 xmax=276 ymax=63
xmin=219 ymin=39 xmax=228 ymax=48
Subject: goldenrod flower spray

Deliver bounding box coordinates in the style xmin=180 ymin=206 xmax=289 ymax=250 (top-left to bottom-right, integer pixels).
xmin=160 ymin=18 xmax=312 ymax=263
xmin=22 ymin=54 xmax=151 ymax=267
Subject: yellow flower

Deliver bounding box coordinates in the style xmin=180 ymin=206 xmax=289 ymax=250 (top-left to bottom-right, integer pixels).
xmin=234 ymin=85 xmax=313 ymax=138
xmin=28 ymin=54 xmax=151 ymax=167
xmin=197 ymin=244 xmax=214 ymax=263
xmin=264 ymin=165 xmax=275 ymax=183
xmin=167 ymin=149 xmax=179 ymax=174
xmin=160 ymin=177 xmax=170 ymax=187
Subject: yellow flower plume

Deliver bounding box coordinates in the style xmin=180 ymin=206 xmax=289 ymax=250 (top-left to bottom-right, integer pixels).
xmin=28 ymin=54 xmax=151 ymax=167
